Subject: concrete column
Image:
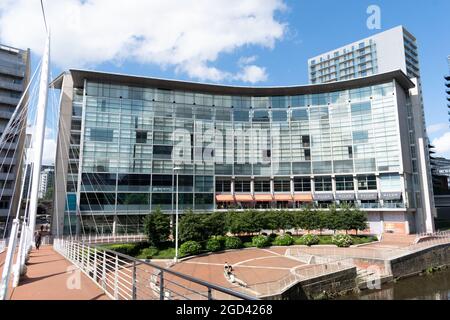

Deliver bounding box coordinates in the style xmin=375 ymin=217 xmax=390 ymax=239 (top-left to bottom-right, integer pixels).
xmin=112 ymin=215 xmax=118 ymax=235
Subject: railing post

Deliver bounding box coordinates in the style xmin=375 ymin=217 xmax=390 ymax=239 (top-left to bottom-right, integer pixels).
xmin=87 ymin=246 xmax=91 ymax=274
xmin=159 ymin=271 xmax=164 ymax=300
xmin=208 ymin=287 xmax=212 ymax=300
xmin=93 ymin=247 xmax=97 ymax=282
xmin=81 ymin=243 xmax=85 ymax=269
xmin=114 ymin=255 xmax=119 ymax=300
xmin=102 ymin=250 xmax=106 ymax=290
xmin=132 ymin=261 xmax=137 ymax=300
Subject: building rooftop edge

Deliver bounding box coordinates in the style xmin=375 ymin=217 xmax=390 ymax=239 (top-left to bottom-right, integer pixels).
xmin=307 ymin=25 xmax=414 ymax=63
xmin=50 ymin=68 xmax=415 ymax=96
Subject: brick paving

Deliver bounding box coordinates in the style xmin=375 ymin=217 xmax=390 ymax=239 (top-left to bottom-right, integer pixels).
xmin=0 ymin=246 xmax=108 ymax=300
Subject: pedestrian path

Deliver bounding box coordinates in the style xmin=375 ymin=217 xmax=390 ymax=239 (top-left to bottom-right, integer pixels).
xmin=0 ymin=246 xmax=108 ymax=300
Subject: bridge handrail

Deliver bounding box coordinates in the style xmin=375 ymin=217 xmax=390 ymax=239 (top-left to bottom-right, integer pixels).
xmin=53 ymin=237 xmax=257 ymax=301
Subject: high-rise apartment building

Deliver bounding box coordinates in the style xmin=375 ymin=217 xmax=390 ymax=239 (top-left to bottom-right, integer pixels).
xmin=39 ymin=166 xmax=55 ymax=199
xmin=52 ymin=68 xmax=430 ymax=236
xmin=0 ymin=44 xmax=30 ymax=234
xmin=308 ymin=26 xmax=435 ymax=234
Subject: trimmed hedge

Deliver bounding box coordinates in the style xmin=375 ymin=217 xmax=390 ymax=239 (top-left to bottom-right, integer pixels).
xmin=273 ymin=234 xmax=294 ymax=246
xmin=137 ymin=247 xmax=159 ymax=259
xmin=332 ymin=234 xmax=353 ymax=248
xmin=179 ymin=241 xmax=202 ymax=257
xmin=252 ymin=235 xmax=270 ymax=248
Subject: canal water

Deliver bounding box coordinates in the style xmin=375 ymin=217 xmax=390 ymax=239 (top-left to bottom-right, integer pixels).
xmin=339 ymin=268 xmax=450 ymax=300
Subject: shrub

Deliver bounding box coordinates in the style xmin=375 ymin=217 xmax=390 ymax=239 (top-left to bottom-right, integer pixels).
xmin=298 ymin=234 xmax=320 ymax=246
xmin=224 ymin=236 xmax=243 ymax=250
xmin=273 ymin=234 xmax=294 ymax=246
xmin=137 ymin=247 xmax=159 ymax=259
xmin=179 ymin=241 xmax=202 ymax=257
xmin=206 ymin=238 xmax=222 ymax=252
xmin=252 ymin=235 xmax=270 ymax=248
xmin=332 ymin=234 xmax=353 ymax=248
xmin=107 ymin=243 xmax=140 ymax=256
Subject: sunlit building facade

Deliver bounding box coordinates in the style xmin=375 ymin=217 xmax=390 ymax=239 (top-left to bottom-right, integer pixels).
xmin=52 ymin=69 xmax=432 ymax=236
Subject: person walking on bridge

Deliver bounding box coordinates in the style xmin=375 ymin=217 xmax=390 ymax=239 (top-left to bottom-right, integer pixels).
xmin=34 ymin=230 xmax=42 ymax=250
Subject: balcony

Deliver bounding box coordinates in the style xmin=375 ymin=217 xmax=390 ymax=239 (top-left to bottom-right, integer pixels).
xmin=0 ymin=65 xmax=25 ymax=78
xmin=0 ymin=110 xmax=14 ymax=119
xmin=382 ymin=203 xmax=406 ymax=209
xmin=0 ymin=95 xmax=20 ymax=106
xmin=0 ymin=80 xmax=23 ymax=92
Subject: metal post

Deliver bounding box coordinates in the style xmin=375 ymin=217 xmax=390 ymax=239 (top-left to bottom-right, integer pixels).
xmin=93 ymin=247 xmax=97 ymax=282
xmin=27 ymin=32 xmax=50 ymax=250
xmin=208 ymin=288 xmax=212 ymax=300
xmin=132 ymin=261 xmax=137 ymax=300
xmin=0 ymin=219 xmax=20 ymax=300
xmin=159 ymin=270 xmax=165 ymax=300
xmin=114 ymin=255 xmax=119 ymax=300
xmin=174 ymin=168 xmax=180 ymax=263
xmin=102 ymin=250 xmax=106 ymax=290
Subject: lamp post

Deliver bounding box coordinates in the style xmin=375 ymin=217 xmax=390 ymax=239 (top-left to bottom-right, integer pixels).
xmin=173 ymin=167 xmax=181 ymax=263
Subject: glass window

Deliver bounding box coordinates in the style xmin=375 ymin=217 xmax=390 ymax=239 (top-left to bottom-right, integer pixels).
xmin=272 ymin=111 xmax=287 ymax=122
xmin=234 ymin=179 xmax=251 ymax=192
xmin=380 ymin=173 xmax=401 ymax=191
xmin=253 ymin=110 xmax=270 ymax=122
xmin=136 ymin=131 xmax=148 ymax=144
xmin=89 ymin=128 xmax=114 ymax=142
xmin=254 ymin=179 xmax=271 ymax=192
xmin=274 ymin=178 xmax=291 ymax=192
xmin=291 ymin=109 xmax=309 ymax=121
xmin=294 ymin=177 xmax=311 ymax=192
xmin=336 ymin=176 xmax=354 ymax=191
xmin=351 ymin=101 xmax=371 ymax=116
xmin=314 ymin=177 xmax=332 ymax=191
xmin=215 ymin=179 xmax=231 ymax=193
xmin=357 ymin=175 xmax=377 ymax=190
xmin=234 ymin=110 xmax=249 ymax=122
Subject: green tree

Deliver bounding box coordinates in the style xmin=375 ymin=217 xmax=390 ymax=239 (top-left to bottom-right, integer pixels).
xmin=300 ymin=207 xmax=320 ymax=233
xmin=179 ymin=210 xmax=206 ymax=242
xmin=203 ymin=212 xmax=226 ymax=238
xmin=143 ymin=207 xmax=171 ymax=246
xmin=348 ymin=207 xmax=368 ymax=235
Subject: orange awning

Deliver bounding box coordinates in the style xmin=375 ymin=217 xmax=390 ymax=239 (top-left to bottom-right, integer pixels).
xmin=274 ymin=194 xmax=293 ymax=201
xmin=215 ymin=194 xmax=234 ymax=202
xmin=235 ymin=194 xmax=254 ymax=202
xmin=293 ymin=194 xmax=313 ymax=202
xmin=254 ymin=194 xmax=274 ymax=202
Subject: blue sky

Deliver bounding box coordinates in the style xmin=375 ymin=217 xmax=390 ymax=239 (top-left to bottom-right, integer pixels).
xmin=1 ymin=0 xmax=449 ymax=162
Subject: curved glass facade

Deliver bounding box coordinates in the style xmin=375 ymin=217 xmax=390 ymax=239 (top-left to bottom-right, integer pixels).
xmin=55 ymin=70 xmax=417 ymax=234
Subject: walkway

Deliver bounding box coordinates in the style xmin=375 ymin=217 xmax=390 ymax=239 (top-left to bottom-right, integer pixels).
xmin=0 ymin=246 xmax=108 ymax=300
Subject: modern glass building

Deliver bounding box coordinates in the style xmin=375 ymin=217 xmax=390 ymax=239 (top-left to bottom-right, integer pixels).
xmin=0 ymin=43 xmax=30 ymax=234
xmin=51 ymin=69 xmax=434 ymax=236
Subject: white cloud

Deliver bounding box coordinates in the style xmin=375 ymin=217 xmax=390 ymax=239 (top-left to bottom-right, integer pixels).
xmin=427 ymin=123 xmax=448 ymax=135
xmin=238 ymin=55 xmax=258 ymax=66
xmin=0 ymin=0 xmax=286 ymax=83
xmin=42 ymin=138 xmax=56 ymax=165
xmin=235 ymin=65 xmax=268 ymax=83
xmin=432 ymin=131 xmax=450 ymax=158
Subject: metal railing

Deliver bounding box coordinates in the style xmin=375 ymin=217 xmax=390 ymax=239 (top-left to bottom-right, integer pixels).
xmin=245 ymin=253 xmax=355 ymax=298
xmin=0 ymin=238 xmax=7 ymax=254
xmin=64 ymin=234 xmax=148 ymax=245
xmin=53 ymin=238 xmax=257 ymax=301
